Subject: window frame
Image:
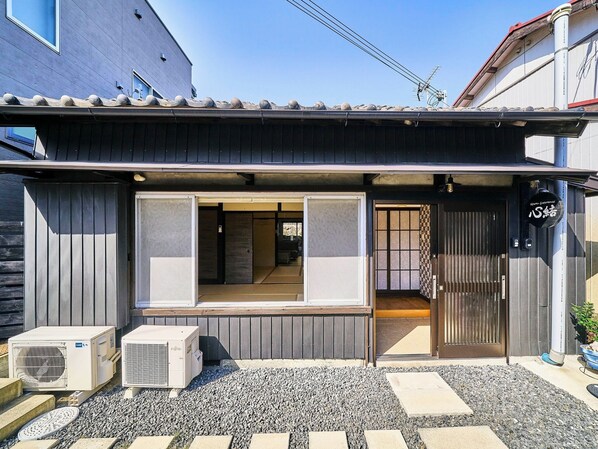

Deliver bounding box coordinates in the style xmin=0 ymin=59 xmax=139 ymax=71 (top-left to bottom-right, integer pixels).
xmin=6 ymin=0 xmax=60 ymax=52
xmin=5 ymin=127 xmax=36 ymax=146
xmin=134 ymin=191 xmax=367 ymax=309
xmin=132 ymin=71 xmax=162 ymax=99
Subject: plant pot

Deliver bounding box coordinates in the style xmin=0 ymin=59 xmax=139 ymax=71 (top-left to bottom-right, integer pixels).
xmin=580 ymin=344 xmax=598 ymax=371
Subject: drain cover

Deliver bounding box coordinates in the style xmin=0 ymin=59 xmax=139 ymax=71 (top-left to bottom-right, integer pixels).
xmin=588 ymin=384 xmax=598 ymax=399
xmin=18 ymin=406 xmax=79 ymax=441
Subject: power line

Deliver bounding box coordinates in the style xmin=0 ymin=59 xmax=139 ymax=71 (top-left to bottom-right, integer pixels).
xmin=287 ymin=0 xmax=447 ymax=105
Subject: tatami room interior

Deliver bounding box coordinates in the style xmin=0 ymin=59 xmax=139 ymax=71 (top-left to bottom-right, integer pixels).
xmin=197 ymin=199 xmax=304 ymax=303
xmin=375 ymin=205 xmax=432 ymax=356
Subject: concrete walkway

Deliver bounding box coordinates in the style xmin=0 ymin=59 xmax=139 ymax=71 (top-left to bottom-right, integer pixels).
xmin=516 ymin=355 xmax=598 ymax=411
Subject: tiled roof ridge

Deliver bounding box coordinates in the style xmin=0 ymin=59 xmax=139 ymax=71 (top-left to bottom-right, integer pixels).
xmin=0 ymin=93 xmax=564 ymax=112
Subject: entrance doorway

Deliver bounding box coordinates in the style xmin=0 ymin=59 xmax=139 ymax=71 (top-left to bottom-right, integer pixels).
xmin=374 ymin=201 xmax=507 ymax=359
xmin=375 ymin=205 xmax=433 ymax=357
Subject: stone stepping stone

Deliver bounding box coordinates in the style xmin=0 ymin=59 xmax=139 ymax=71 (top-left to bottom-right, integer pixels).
xmin=128 ymin=436 xmax=174 ymax=449
xmin=309 ymin=431 xmax=348 ymax=449
xmin=418 ymin=426 xmax=508 ymax=449
xmin=69 ymin=438 xmax=118 ymax=449
xmin=386 ymin=372 xmax=473 ymax=417
xmin=11 ymin=441 xmax=59 ymax=449
xmin=364 ymin=430 xmax=408 ymax=449
xmin=189 ymin=435 xmax=233 ymax=449
xmin=249 ymin=433 xmax=289 ymax=449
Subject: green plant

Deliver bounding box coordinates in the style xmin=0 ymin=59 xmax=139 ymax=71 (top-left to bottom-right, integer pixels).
xmin=571 ymin=302 xmax=598 ymax=344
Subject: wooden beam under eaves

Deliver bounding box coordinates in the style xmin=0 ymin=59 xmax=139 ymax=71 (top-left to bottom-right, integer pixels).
xmin=363 ymin=173 xmax=380 ymax=185
xmin=237 ymin=172 xmax=255 ymax=185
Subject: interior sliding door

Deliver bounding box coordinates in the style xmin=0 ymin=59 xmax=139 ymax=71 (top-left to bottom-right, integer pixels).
xmin=304 ymin=196 xmax=365 ymax=305
xmin=136 ymin=195 xmax=197 ymax=307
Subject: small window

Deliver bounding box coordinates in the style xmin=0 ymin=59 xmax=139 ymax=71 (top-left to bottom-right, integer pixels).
xmin=132 ymin=73 xmax=151 ymax=100
xmin=7 ymin=0 xmax=59 ymax=51
xmin=6 ymin=127 xmax=36 ymax=146
xmin=132 ymin=72 xmax=163 ymax=100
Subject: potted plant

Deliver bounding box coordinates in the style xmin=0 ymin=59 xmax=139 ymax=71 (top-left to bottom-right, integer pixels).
xmin=571 ymin=301 xmax=598 ymax=370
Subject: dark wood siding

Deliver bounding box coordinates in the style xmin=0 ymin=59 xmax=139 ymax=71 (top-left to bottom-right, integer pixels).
xmin=508 ymin=185 xmax=586 ymax=356
xmin=36 ymin=123 xmax=527 ymax=165
xmin=24 ymin=182 xmax=129 ymax=330
xmin=131 ymin=314 xmax=367 ymax=361
xmin=0 ymin=221 xmax=24 ymax=337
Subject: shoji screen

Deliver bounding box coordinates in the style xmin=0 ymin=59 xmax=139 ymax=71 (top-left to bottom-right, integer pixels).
xmin=305 ymin=196 xmax=365 ymax=305
xmin=136 ymin=195 xmax=197 ymax=307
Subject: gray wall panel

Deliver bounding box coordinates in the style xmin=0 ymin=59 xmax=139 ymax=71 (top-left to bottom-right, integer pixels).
xmin=132 ymin=314 xmax=368 ymax=361
xmin=508 ymin=184 xmax=585 ymax=357
xmin=24 ymin=182 xmax=129 ymax=330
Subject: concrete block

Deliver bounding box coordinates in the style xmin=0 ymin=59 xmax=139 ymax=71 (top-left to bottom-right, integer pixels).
xmin=249 ymin=433 xmax=289 ymax=449
xmin=0 ymin=394 xmax=55 ymax=441
xmin=309 ymin=431 xmax=348 ymax=449
xmin=0 ymin=378 xmax=22 ymax=407
xmin=128 ymin=436 xmax=174 ymax=449
xmin=386 ymin=372 xmax=473 ymax=417
xmin=418 ymin=426 xmax=508 ymax=449
xmin=364 ymin=430 xmax=408 ymax=449
xmin=188 ymin=435 xmax=233 ymax=449
xmin=68 ymin=438 xmax=119 ymax=449
xmin=11 ymin=441 xmax=59 ymax=449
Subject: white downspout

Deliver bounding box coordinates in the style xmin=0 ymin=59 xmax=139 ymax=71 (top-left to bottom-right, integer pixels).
xmin=543 ymin=3 xmax=572 ymax=366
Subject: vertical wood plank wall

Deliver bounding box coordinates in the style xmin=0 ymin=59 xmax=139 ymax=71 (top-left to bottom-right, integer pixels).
xmin=131 ymin=314 xmax=368 ymax=361
xmin=24 ymin=182 xmax=129 ymax=330
xmin=508 ymin=185 xmax=586 ymax=356
xmin=0 ymin=221 xmax=24 ymax=337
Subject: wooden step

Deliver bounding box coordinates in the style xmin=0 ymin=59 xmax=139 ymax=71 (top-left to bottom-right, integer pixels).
xmin=0 ymin=393 xmax=55 ymax=441
xmin=376 ymin=309 xmax=430 ymax=318
xmin=0 ymin=378 xmax=22 ymax=407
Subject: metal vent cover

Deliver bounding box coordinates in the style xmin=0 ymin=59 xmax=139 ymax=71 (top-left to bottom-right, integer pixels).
xmin=13 ymin=345 xmax=68 ymax=387
xmin=124 ymin=342 xmax=168 ymax=387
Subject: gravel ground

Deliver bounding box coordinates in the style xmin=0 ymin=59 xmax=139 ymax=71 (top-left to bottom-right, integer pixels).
xmin=2 ymin=364 xmax=598 ymax=449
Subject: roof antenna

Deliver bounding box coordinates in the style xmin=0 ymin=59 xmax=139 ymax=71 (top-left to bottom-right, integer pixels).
xmin=416 ymin=66 xmax=447 ymax=107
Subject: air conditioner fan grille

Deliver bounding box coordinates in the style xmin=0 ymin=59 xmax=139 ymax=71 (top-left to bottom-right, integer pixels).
xmin=14 ymin=345 xmax=67 ymax=385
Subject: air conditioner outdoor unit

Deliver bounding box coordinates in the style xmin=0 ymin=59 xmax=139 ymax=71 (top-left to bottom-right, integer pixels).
xmin=8 ymin=326 xmax=117 ymax=391
xmin=122 ymin=325 xmax=203 ymax=389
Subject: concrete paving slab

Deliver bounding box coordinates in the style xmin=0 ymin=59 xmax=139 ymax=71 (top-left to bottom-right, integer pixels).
xmin=309 ymin=431 xmax=348 ymax=449
xmin=418 ymin=426 xmax=508 ymax=449
xmin=68 ymin=438 xmax=118 ymax=449
xmin=11 ymin=441 xmax=59 ymax=449
xmin=364 ymin=430 xmax=408 ymax=449
xmin=517 ymin=355 xmax=598 ymax=411
xmin=189 ymin=435 xmax=233 ymax=449
xmin=386 ymin=372 xmax=473 ymax=417
xmin=0 ymin=378 xmax=22 ymax=407
xmin=128 ymin=436 xmax=174 ymax=449
xmin=249 ymin=433 xmax=289 ymax=449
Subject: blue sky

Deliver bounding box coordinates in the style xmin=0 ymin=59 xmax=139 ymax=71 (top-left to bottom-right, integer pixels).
xmin=150 ymin=1 xmax=556 ymax=106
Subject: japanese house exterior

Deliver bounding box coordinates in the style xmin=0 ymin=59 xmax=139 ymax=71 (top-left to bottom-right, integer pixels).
xmin=0 ymin=93 xmax=596 ymax=362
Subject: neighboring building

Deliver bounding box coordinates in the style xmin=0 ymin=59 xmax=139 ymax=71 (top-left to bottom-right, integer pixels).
xmin=0 ymin=0 xmax=194 ymax=220
xmin=0 ymin=94 xmax=595 ymax=361
xmin=454 ymin=0 xmax=598 ymax=304
xmin=0 ymin=0 xmax=193 ymax=338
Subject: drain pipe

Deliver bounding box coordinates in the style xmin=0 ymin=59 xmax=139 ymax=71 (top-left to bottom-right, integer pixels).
xmin=542 ymin=3 xmax=572 ymax=367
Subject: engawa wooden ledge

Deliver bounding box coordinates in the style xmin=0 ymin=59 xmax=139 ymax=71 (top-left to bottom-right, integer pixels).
xmin=131 ymin=306 xmax=372 ymax=317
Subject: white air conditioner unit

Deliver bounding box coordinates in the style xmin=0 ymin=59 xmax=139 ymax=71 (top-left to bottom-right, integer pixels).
xmin=122 ymin=325 xmax=203 ymax=389
xmin=8 ymin=326 xmax=117 ymax=391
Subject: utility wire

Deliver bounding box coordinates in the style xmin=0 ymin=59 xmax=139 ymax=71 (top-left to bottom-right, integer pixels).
xmin=287 ymin=0 xmax=446 ymax=103
xmin=302 ymin=0 xmax=439 ymax=94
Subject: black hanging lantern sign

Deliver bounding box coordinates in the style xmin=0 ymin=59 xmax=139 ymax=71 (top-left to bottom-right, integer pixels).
xmin=525 ymin=189 xmax=564 ymax=228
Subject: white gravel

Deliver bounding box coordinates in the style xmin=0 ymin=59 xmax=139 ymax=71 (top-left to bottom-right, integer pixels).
xmin=2 ymin=364 xmax=597 ymax=449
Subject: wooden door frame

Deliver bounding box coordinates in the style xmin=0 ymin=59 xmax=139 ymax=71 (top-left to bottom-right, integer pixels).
xmin=437 ymin=201 xmax=508 ymax=358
